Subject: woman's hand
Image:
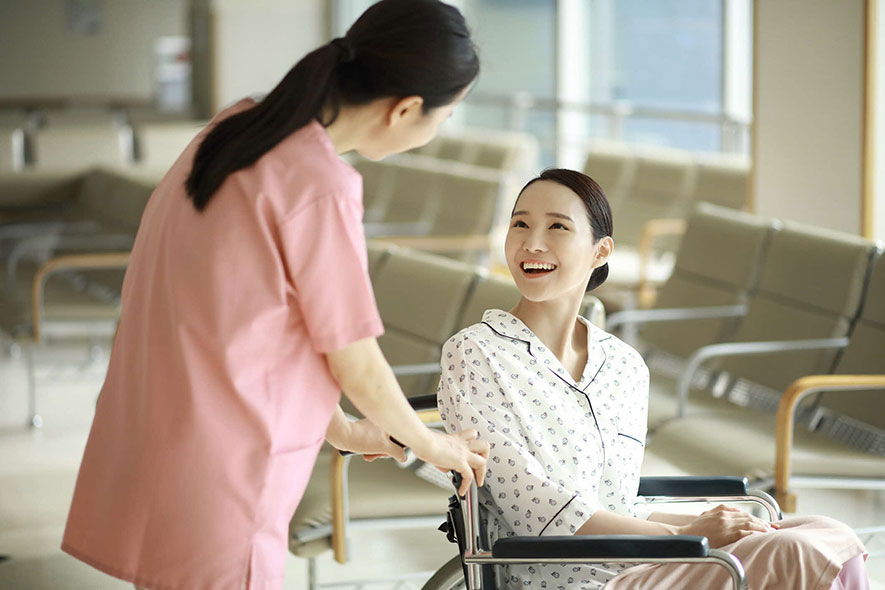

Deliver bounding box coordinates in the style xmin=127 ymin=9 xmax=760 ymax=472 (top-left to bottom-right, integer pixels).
xmin=676 ymin=505 xmax=779 ymax=548
xmin=410 ymin=429 xmax=489 ymax=496
xmin=340 ymin=418 xmax=408 ymax=462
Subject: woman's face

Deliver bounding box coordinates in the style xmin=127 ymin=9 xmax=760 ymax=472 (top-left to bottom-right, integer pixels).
xmin=504 ymin=180 xmax=611 ymax=303
xmin=358 ymin=86 xmax=469 ymax=160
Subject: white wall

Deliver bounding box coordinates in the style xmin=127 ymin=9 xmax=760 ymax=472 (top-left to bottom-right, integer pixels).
xmin=754 ymin=0 xmax=865 ymax=234
xmin=211 ymin=0 xmax=326 ymax=112
xmin=0 ymin=0 xmax=185 ymax=101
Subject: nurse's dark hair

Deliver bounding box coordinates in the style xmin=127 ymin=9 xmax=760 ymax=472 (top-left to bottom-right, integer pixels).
xmin=185 ymin=0 xmax=479 ymax=211
xmin=516 ymin=168 xmax=613 ymax=292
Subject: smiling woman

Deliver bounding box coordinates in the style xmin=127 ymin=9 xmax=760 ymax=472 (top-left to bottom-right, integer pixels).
xmin=436 ymin=168 xmax=869 ymax=590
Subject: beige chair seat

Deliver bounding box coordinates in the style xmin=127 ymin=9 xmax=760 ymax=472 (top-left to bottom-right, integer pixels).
xmin=646 ymin=373 xmax=737 ymax=430
xmin=289 ymin=446 xmax=449 ymax=558
xmin=649 ymin=409 xmax=885 ymax=481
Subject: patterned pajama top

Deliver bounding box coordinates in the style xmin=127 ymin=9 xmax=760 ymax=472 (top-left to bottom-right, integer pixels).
xmin=437 ymin=309 xmax=652 ymax=590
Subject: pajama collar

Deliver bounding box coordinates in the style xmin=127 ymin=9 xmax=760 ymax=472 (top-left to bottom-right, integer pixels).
xmin=479 ymin=309 xmax=609 ymax=391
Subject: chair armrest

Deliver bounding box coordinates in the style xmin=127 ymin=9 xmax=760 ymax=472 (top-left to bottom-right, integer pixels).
xmin=492 ymin=534 xmax=709 ymax=559
xmin=775 ymin=374 xmax=885 ymax=512
xmin=372 ymin=234 xmax=493 ymax=254
xmin=606 ymin=304 xmax=747 ymax=332
xmin=637 ymin=218 xmax=687 ymax=307
xmin=638 ymin=476 xmax=748 ymax=497
xmin=331 ymin=393 xmax=442 ymax=563
xmin=675 ymin=337 xmax=850 ymax=418
xmin=392 ymin=362 xmax=440 ymax=377
xmin=32 ymin=252 xmax=130 ymax=343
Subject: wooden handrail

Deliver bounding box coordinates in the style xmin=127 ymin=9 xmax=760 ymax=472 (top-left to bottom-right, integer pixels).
xmin=31 ymin=252 xmax=130 ymax=343
xmin=330 ymin=407 xmax=443 ymax=564
xmin=774 ymin=374 xmax=885 ymax=512
xmin=371 ymin=234 xmax=493 ymax=253
xmin=636 ymin=218 xmax=686 ymax=308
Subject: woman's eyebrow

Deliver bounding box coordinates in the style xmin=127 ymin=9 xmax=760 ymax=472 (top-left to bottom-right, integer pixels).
xmin=510 ymin=210 xmax=574 ymax=222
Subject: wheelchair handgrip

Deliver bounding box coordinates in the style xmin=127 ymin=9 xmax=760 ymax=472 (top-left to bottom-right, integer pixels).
xmin=492 ymin=535 xmax=710 ymax=559
xmin=638 ymin=476 xmax=749 ymax=497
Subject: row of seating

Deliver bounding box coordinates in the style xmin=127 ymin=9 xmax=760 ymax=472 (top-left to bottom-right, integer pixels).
xmin=583 ymin=140 xmax=750 ymax=249
xmin=0 ymin=168 xmax=158 ymax=427
xmin=607 ymin=203 xmax=884 ymax=513
xmin=0 ymin=120 xmax=205 ymax=173
xmin=353 ymin=155 xmax=515 ymax=263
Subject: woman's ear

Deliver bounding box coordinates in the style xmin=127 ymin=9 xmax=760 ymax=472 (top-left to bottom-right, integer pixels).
xmin=386 ymin=95 xmax=425 ymax=127
xmin=594 ymin=236 xmax=614 ymax=269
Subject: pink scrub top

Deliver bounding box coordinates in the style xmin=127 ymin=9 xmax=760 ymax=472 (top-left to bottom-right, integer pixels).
xmin=62 ymin=100 xmax=384 ymax=590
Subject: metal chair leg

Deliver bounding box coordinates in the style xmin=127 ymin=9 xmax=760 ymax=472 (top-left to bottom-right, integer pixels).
xmin=25 ymin=342 xmax=42 ymax=428
xmin=307 ymin=557 xmax=317 ymax=590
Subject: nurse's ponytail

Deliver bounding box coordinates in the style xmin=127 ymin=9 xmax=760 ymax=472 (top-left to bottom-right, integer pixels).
xmin=186 ymin=0 xmax=479 ymax=211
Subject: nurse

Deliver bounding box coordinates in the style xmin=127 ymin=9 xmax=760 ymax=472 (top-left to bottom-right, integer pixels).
xmin=438 ymin=168 xmax=868 ymax=589
xmin=62 ymin=1 xmax=489 ymax=589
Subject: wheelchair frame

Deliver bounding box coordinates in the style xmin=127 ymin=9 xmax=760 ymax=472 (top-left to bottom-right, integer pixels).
xmin=422 ymin=474 xmax=783 ymax=590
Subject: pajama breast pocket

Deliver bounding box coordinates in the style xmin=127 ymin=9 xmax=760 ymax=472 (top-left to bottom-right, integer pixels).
xmin=615 ymin=431 xmax=645 ymax=493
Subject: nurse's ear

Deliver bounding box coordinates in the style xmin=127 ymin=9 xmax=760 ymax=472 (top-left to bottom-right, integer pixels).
xmin=386 ymin=96 xmax=425 ymax=127
xmin=592 ymin=236 xmax=613 ymax=270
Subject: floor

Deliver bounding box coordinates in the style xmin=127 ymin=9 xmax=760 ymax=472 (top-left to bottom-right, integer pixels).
xmin=0 ymin=341 xmax=883 ymax=590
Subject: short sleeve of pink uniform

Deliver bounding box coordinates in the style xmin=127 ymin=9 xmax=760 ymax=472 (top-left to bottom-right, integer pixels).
xmin=281 ymin=192 xmax=383 ymax=353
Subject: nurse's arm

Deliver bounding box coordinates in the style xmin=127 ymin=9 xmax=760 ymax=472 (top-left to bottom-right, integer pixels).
xmin=325 ymin=336 xmax=488 ymax=495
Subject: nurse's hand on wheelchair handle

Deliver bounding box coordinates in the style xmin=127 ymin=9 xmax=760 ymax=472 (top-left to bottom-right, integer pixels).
xmin=412 ymin=429 xmax=489 ymax=497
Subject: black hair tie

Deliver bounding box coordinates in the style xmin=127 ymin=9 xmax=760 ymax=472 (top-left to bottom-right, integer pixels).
xmin=330 ymin=37 xmax=356 ymax=63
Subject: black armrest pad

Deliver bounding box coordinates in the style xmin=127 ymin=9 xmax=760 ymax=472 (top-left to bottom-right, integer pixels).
xmin=638 ymin=476 xmax=749 ymax=497
xmin=407 ymin=393 xmax=438 ymax=412
xmin=492 ymin=535 xmax=709 ymax=559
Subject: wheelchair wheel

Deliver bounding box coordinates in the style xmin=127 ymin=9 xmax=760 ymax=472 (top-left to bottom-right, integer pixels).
xmin=420 ymin=555 xmax=466 ymax=590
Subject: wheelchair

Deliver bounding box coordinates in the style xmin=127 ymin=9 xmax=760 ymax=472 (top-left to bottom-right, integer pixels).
xmin=420 ymin=464 xmax=782 ymax=590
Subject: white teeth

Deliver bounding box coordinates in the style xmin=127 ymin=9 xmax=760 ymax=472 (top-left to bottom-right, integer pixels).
xmin=522 ymin=262 xmax=556 ymax=271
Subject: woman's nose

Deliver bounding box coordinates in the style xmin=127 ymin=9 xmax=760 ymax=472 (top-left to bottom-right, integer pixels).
xmin=523 ymin=230 xmax=547 ymax=252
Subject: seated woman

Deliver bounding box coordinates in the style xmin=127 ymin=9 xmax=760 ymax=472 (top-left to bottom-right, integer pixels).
xmin=437 ymin=168 xmax=868 ymax=590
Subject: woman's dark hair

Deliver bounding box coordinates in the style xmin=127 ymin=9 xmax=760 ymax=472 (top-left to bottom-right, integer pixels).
xmin=185 ymin=0 xmax=479 ymax=211
xmin=516 ymin=168 xmax=613 ymax=292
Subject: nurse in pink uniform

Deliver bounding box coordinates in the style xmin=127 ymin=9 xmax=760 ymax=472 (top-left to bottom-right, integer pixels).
xmin=61 ymin=1 xmax=489 ymax=589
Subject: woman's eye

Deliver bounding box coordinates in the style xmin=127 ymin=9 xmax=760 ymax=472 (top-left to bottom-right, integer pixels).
xmin=512 ymin=220 xmax=528 ymax=228
xmin=550 ymin=223 xmax=568 ymax=230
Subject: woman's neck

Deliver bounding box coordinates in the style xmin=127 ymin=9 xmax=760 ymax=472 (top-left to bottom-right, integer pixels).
xmin=509 ymin=289 xmax=587 ymax=368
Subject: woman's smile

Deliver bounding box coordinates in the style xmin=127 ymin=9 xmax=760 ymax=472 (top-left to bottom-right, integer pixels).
xmin=520 ymin=259 xmax=558 ymax=277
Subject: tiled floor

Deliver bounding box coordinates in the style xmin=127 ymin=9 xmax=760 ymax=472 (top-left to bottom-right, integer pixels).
xmin=0 ymin=342 xmax=883 ymax=589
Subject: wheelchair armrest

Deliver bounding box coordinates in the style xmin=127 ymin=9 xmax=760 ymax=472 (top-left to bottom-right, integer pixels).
xmin=492 ymin=534 xmax=709 ymax=559
xmin=407 ymin=393 xmax=438 ymax=412
xmin=638 ymin=476 xmax=748 ymax=497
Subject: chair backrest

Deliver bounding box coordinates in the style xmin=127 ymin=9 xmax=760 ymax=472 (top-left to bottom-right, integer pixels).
xmin=0 ymin=127 xmax=25 ymax=172
xmin=640 ymin=203 xmax=775 ymax=359
xmin=72 ymin=168 xmax=156 ymax=234
xmin=613 ymin=148 xmax=696 ymax=247
xmin=455 ymin=272 xmax=521 ymax=332
xmin=380 ymin=161 xmax=440 ymax=224
xmin=371 ymin=247 xmax=476 ymax=396
xmin=430 ymin=169 xmax=502 ymax=235
xmin=0 ymin=170 xmax=80 ymax=211
xmin=720 ymin=222 xmax=876 ymax=392
xmin=582 ymin=141 xmax=636 ymax=209
xmin=33 ymin=123 xmax=133 ymax=170
xmin=818 ymin=248 xmax=885 ymax=436
xmin=353 ymin=158 xmax=394 ymax=221
xmin=691 ymin=154 xmax=749 ymax=211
